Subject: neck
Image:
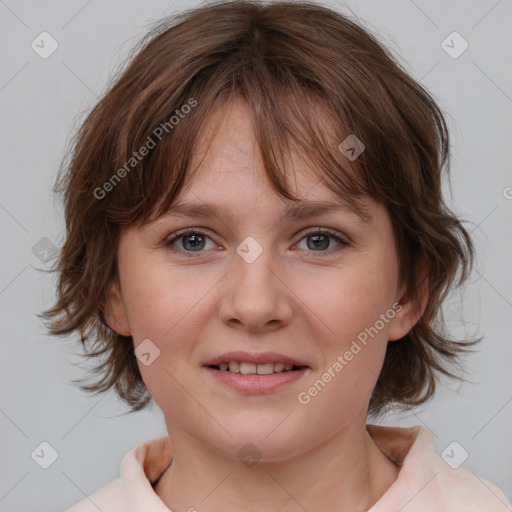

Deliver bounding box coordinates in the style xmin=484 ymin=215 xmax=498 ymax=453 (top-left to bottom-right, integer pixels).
xmin=154 ymin=421 xmax=399 ymax=512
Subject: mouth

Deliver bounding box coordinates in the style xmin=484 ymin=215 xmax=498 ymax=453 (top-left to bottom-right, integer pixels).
xmin=206 ymin=362 xmax=307 ymax=374
xmin=203 ymin=351 xmax=311 ymax=393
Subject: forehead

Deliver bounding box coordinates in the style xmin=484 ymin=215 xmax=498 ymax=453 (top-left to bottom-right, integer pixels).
xmin=167 ymin=162 xmax=375 ymax=227
xmin=184 ymin=96 xmax=339 ymax=202
xmin=157 ymin=96 xmax=376 ymax=226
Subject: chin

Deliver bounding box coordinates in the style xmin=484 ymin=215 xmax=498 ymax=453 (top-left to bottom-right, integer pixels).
xmin=213 ymin=421 xmax=307 ymax=463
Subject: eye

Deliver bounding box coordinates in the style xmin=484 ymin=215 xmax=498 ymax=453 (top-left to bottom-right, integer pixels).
xmin=295 ymin=227 xmax=350 ymax=257
xmin=165 ymin=228 xmax=217 ymax=257
xmin=165 ymin=227 xmax=350 ymax=258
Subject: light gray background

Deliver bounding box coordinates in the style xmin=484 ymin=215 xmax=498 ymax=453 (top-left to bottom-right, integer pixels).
xmin=1 ymin=1 xmax=511 ymax=510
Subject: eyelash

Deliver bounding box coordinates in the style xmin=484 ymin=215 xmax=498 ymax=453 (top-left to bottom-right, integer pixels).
xmin=164 ymin=227 xmax=350 ymax=259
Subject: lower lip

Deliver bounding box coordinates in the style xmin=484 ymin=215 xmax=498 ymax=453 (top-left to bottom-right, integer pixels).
xmin=204 ymin=367 xmax=309 ymax=393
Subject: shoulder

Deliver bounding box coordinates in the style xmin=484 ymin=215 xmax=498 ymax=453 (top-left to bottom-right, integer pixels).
xmin=65 ymin=478 xmax=127 ymax=512
xmin=432 ymin=468 xmax=511 ymax=511
xmin=63 ymin=435 xmax=173 ymax=512
xmin=368 ymin=425 xmax=512 ymax=512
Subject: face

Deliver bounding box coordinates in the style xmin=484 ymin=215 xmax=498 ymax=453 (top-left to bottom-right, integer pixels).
xmin=105 ymin=97 xmax=421 ymax=461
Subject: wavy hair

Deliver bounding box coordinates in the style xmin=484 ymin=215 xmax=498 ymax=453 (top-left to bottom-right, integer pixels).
xmin=42 ymin=0 xmax=477 ymax=414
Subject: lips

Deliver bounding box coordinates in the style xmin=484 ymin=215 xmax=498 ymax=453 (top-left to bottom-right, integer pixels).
xmin=203 ymin=351 xmax=310 ymax=373
xmin=204 ymin=363 xmax=309 ymax=393
xmin=203 ymin=351 xmax=311 ymax=392
xmin=210 ymin=361 xmax=301 ymax=374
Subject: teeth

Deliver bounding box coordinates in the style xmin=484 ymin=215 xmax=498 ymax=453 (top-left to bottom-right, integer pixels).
xmin=256 ymin=363 xmax=274 ymax=375
xmin=228 ymin=361 xmax=239 ymax=372
xmin=239 ymin=362 xmax=256 ymax=374
xmin=214 ymin=361 xmax=300 ymax=374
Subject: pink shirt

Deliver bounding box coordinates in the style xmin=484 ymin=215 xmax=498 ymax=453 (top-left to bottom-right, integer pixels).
xmin=66 ymin=425 xmax=511 ymax=511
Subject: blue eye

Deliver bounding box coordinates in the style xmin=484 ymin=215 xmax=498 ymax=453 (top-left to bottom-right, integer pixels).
xmin=296 ymin=227 xmax=349 ymax=254
xmin=165 ymin=227 xmax=350 ymax=258
xmin=165 ymin=229 xmax=216 ymax=256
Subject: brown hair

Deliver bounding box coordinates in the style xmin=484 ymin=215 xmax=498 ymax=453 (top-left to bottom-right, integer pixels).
xmin=42 ymin=0 xmax=477 ymax=414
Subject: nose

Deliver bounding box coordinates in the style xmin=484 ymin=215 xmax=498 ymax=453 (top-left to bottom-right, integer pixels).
xmin=217 ymin=238 xmax=293 ymax=334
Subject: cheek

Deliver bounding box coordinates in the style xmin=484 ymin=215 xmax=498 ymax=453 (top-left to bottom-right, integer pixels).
xmin=292 ymin=255 xmax=398 ymax=409
xmin=118 ymin=258 xmax=219 ymax=388
xmin=300 ymin=260 xmax=397 ymax=348
xmin=120 ymin=255 xmax=212 ymax=339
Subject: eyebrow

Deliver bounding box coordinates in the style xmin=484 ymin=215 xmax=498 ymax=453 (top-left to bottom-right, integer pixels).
xmin=164 ymin=199 xmax=373 ymax=223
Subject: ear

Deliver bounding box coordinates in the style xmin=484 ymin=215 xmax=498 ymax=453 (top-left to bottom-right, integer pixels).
xmin=104 ymin=276 xmax=131 ymax=336
xmin=387 ymin=264 xmax=429 ymax=342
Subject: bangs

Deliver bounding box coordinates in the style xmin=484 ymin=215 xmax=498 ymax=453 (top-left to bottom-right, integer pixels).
xmin=45 ymin=0 xmax=475 ymax=414
xmin=100 ymin=24 xmax=374 ymax=227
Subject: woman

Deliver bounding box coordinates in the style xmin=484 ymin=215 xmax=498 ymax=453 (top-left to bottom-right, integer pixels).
xmin=44 ymin=1 xmax=511 ymax=510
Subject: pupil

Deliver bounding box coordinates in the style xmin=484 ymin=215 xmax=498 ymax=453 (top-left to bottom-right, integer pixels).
xmin=308 ymin=234 xmax=328 ymax=250
xmin=184 ymin=234 xmax=204 ymax=251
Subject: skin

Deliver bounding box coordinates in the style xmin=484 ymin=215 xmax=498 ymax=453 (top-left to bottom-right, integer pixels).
xmin=105 ymin=96 xmax=427 ymax=512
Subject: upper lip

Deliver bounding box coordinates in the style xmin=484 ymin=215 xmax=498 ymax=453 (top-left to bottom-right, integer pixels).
xmin=203 ymin=351 xmax=310 ymax=367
